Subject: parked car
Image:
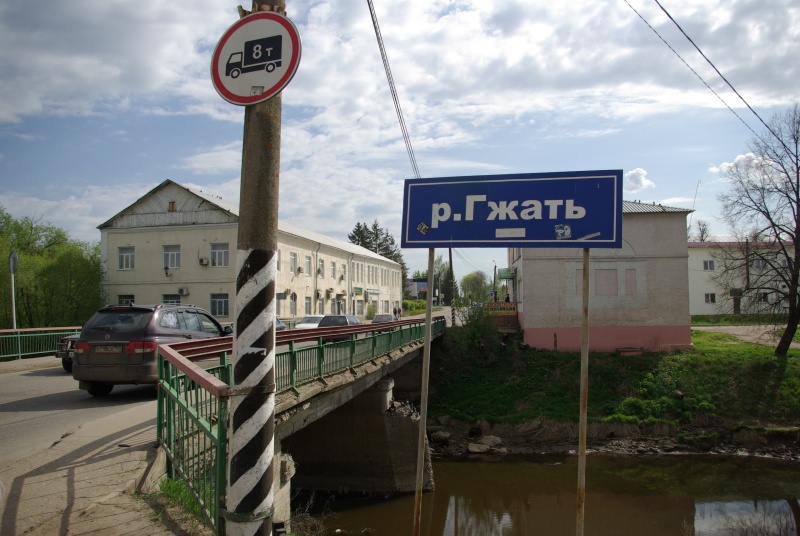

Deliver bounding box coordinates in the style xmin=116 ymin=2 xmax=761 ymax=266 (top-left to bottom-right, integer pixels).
xmin=276 ymin=318 xmax=287 ymax=331
xmin=371 ymin=314 xmax=396 ymax=324
xmin=72 ymin=304 xmax=232 ymax=397
xmin=56 ymin=333 xmax=80 ymax=372
xmin=294 ymin=315 xmax=324 ymax=329
xmin=316 ymin=314 xmax=362 ymax=342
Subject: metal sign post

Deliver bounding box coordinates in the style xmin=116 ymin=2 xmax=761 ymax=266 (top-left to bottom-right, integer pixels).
xmin=576 ymin=247 xmax=590 ymax=536
xmin=412 ymin=248 xmax=435 ymax=536
xmin=9 ymin=252 xmax=19 ymax=359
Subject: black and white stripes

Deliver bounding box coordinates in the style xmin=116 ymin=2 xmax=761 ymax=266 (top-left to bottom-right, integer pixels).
xmin=228 ymin=247 xmax=277 ymax=535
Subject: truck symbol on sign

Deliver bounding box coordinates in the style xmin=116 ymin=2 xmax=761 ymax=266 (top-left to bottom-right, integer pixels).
xmin=226 ymin=35 xmax=283 ymax=78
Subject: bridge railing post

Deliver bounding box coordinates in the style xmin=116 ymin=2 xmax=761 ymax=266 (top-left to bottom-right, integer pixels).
xmin=317 ymin=337 xmax=325 ymax=378
xmin=289 ymin=341 xmax=298 ymax=388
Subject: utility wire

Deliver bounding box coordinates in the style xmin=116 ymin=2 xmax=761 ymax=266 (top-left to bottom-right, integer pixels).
xmin=650 ymin=0 xmax=793 ymax=157
xmin=623 ymin=0 xmax=794 ymax=157
xmin=366 ymin=0 xmax=421 ymax=179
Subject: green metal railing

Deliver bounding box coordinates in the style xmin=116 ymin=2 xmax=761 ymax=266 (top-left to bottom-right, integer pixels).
xmin=157 ymin=317 xmax=445 ymax=535
xmin=0 ymin=327 xmax=81 ymax=361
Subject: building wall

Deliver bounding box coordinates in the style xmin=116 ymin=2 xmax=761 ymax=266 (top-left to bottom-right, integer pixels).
xmin=687 ymin=245 xmax=724 ymax=315
xmin=101 ymin=183 xmax=402 ymax=321
xmin=516 ymin=211 xmax=691 ymax=352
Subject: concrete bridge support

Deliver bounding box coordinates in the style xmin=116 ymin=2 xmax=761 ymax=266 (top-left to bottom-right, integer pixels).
xmin=282 ymin=377 xmax=434 ymax=495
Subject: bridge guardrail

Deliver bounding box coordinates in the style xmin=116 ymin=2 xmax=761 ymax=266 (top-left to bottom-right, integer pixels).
xmin=0 ymin=327 xmax=82 ymax=361
xmin=157 ymin=316 xmax=446 ymax=534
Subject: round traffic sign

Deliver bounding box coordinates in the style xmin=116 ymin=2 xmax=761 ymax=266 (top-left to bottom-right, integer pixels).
xmin=211 ymin=12 xmax=301 ymax=106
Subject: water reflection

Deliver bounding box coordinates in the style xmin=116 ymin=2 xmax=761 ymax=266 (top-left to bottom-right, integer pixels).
xmin=306 ymin=455 xmax=800 ymax=535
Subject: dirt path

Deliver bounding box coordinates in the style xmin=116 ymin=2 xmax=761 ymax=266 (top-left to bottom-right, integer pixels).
xmin=692 ymin=324 xmax=800 ymax=349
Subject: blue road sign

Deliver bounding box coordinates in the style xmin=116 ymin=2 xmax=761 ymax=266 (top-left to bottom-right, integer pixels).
xmin=401 ymin=170 xmax=623 ymax=248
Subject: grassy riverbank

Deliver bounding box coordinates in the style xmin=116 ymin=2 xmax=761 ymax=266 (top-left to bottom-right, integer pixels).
xmin=429 ymin=318 xmax=800 ymax=439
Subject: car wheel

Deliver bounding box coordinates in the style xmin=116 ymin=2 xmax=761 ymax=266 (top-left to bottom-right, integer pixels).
xmin=87 ymin=382 xmax=114 ymax=397
xmin=62 ymin=358 xmax=72 ymax=373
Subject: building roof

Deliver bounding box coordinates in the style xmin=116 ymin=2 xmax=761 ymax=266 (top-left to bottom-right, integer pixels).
xmin=622 ymin=200 xmax=693 ymax=214
xmin=101 ymin=180 xmax=399 ymax=266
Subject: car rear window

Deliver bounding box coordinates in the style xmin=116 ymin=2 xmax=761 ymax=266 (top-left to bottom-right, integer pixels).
xmin=84 ymin=310 xmax=150 ymax=332
xmin=319 ymin=316 xmax=346 ymax=327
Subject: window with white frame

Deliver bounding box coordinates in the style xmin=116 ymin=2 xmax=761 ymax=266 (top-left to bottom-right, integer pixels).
xmin=305 ymin=256 xmax=311 ymax=276
xmin=163 ymin=245 xmax=181 ymax=269
xmin=211 ymin=243 xmax=228 ymax=267
xmin=290 ymin=252 xmax=297 ymax=273
xmin=211 ymin=293 xmax=229 ymax=316
xmin=317 ymin=298 xmax=323 ymax=312
xmin=757 ymin=292 xmax=770 ymax=303
xmin=304 ymin=296 xmax=312 ymax=314
xmin=341 ymin=263 xmax=347 ymax=281
xmin=290 ymin=293 xmax=297 ymax=316
xmin=753 ymin=258 xmax=767 ymax=270
xmin=163 ymin=294 xmax=181 ymax=305
xmin=703 ymin=260 xmax=714 ymax=271
xmin=704 ymin=293 xmax=716 ymax=304
xmin=318 ymin=258 xmax=324 ymax=278
xmin=118 ymin=247 xmax=135 ymax=270
xmin=118 ymin=294 xmax=134 ymax=305
xmin=330 ymin=260 xmax=336 ymax=279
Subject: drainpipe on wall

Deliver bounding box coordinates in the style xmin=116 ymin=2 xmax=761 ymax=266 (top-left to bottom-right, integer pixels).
xmin=348 ymin=254 xmax=354 ymax=315
xmin=313 ymin=243 xmax=322 ymax=314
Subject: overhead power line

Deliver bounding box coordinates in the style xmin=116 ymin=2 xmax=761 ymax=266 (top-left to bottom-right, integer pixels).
xmin=624 ymin=0 xmax=794 ymax=157
xmin=366 ymin=0 xmax=421 ymax=179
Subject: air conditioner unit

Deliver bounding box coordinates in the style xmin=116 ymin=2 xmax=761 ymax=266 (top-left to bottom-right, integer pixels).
xmin=297 ymin=267 xmax=303 ymax=274
xmin=285 ymin=288 xmax=291 ymax=296
xmin=178 ymin=288 xmax=190 ymax=296
xmin=328 ymin=288 xmax=335 ymax=293
xmin=199 ymin=258 xmax=209 ymax=266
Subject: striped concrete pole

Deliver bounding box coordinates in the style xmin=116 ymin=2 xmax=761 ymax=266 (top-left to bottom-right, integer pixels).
xmin=226 ymin=2 xmax=285 ymax=534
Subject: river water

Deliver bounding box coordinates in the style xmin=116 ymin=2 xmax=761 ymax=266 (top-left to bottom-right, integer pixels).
xmin=305 ymin=454 xmax=800 ymax=535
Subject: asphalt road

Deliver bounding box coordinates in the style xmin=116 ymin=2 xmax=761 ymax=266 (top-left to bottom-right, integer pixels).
xmin=0 ymin=365 xmax=157 ymax=467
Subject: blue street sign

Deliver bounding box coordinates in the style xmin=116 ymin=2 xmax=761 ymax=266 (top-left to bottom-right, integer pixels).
xmin=401 ymin=170 xmax=623 ymax=248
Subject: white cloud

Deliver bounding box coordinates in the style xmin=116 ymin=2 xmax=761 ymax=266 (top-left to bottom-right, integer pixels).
xmin=178 ymin=141 xmax=243 ymax=174
xmin=624 ymin=167 xmax=656 ymax=194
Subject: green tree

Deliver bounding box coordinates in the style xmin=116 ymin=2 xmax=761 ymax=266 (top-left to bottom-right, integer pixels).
xmin=460 ymin=271 xmax=490 ymax=304
xmin=0 ymin=207 xmax=104 ymax=328
xmin=717 ymin=104 xmax=800 ymax=356
xmin=348 ymin=219 xmax=408 ymax=283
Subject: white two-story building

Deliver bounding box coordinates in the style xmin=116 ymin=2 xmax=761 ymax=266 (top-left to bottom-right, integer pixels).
xmin=98 ymin=180 xmax=403 ymax=321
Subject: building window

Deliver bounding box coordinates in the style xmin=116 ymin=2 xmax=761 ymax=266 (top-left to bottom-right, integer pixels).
xmin=356 ymin=300 xmax=364 ymax=316
xmin=290 ymin=292 xmax=297 ymax=316
xmin=305 ymin=296 xmax=312 ymax=315
xmin=703 ymin=260 xmax=715 ymax=271
xmin=277 ymin=249 xmax=281 ymax=271
xmin=290 ymin=252 xmax=297 ymax=274
xmin=780 ymin=257 xmax=789 ymax=268
xmin=318 ymin=299 xmax=324 ymax=313
xmin=318 ymin=258 xmax=324 ymax=278
xmin=211 ymin=243 xmax=229 ymax=267
xmin=305 ymin=256 xmax=311 ymax=277
xmin=118 ymin=247 xmax=135 ymax=270
xmin=753 ymin=258 xmax=767 ymax=270
xmin=211 ymin=293 xmax=229 ymax=316
xmin=704 ymin=293 xmax=716 ymax=304
xmin=757 ymin=292 xmax=770 ymax=303
xmin=341 ymin=263 xmax=347 ymax=281
xmin=163 ymin=245 xmax=181 ymax=269
xmin=163 ymin=294 xmax=181 ymax=305
xmin=330 ymin=260 xmax=336 ymax=279
xmin=118 ymin=295 xmax=134 ymax=305
xmin=168 ymin=200 xmax=176 ymax=212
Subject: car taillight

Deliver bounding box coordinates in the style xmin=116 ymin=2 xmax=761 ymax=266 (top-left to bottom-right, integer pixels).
xmin=74 ymin=341 xmax=90 ymax=354
xmin=125 ymin=341 xmax=158 ymax=354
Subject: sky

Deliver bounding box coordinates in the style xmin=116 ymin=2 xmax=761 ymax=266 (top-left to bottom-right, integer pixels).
xmin=1 ymin=0 xmax=798 ymax=283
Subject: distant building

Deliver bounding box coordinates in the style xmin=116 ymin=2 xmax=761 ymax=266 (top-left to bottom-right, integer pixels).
xmin=99 ymin=180 xmax=402 ymax=320
xmin=508 ymin=201 xmax=693 ymax=353
xmin=688 ymin=241 xmax=793 ymax=315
